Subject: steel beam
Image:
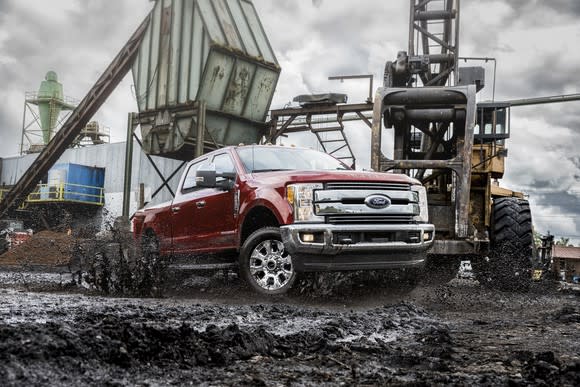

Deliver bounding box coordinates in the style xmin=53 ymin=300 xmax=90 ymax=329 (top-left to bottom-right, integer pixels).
xmin=122 ymin=113 xmax=136 ymax=218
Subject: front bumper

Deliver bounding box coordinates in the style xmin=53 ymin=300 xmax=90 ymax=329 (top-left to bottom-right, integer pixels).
xmin=280 ymin=223 xmax=435 ymax=272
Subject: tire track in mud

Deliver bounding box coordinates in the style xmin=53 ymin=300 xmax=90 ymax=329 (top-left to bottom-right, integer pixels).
xmin=0 ymin=278 xmax=578 ymax=385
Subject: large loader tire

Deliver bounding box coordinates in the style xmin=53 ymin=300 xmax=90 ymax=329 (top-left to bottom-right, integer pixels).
xmin=476 ymin=197 xmax=533 ymax=291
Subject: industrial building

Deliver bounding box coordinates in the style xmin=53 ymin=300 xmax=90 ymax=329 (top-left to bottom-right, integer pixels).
xmin=0 ymin=142 xmax=184 ymax=224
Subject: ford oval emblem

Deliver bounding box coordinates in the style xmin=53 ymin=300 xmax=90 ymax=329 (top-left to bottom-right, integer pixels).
xmin=364 ymin=194 xmax=391 ymax=209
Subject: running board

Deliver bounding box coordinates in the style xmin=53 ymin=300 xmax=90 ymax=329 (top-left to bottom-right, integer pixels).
xmin=168 ymin=263 xmax=238 ymax=271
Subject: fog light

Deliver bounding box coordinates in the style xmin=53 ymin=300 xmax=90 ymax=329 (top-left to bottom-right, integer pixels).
xmin=302 ymin=233 xmax=315 ymax=243
xmin=423 ymin=232 xmax=431 ymax=241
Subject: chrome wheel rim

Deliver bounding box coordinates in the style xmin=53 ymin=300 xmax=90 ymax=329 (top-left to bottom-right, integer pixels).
xmin=249 ymin=239 xmax=293 ymax=291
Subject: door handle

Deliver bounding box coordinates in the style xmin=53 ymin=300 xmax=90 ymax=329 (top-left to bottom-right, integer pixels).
xmin=171 ymin=207 xmax=180 ymax=213
xmin=196 ymin=201 xmax=206 ymax=209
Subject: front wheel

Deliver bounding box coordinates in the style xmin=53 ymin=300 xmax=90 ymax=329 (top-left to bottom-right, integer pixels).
xmin=239 ymin=227 xmax=297 ymax=295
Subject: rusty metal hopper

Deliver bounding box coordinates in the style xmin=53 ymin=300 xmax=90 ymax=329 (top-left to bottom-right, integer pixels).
xmin=132 ymin=0 xmax=280 ymax=160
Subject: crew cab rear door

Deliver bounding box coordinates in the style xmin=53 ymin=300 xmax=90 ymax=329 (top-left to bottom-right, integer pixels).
xmin=170 ymin=158 xmax=209 ymax=253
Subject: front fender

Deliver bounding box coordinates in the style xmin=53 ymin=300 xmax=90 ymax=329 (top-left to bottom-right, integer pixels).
xmin=239 ymin=186 xmax=293 ymax=226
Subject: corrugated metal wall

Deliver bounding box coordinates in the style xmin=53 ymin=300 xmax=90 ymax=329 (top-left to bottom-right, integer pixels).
xmin=132 ymin=0 xmax=280 ymax=159
xmin=133 ymin=0 xmax=278 ymax=113
xmin=0 ymin=143 xmax=186 ymax=217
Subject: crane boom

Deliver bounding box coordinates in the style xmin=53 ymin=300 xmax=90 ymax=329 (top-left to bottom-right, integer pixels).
xmin=0 ymin=15 xmax=151 ymax=219
xmin=502 ymin=93 xmax=580 ymax=107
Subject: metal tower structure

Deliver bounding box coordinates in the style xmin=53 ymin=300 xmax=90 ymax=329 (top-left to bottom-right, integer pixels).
xmin=384 ymin=0 xmax=459 ymax=88
xmin=20 ymin=72 xmax=77 ymax=154
xmin=0 ymin=15 xmax=151 ymax=218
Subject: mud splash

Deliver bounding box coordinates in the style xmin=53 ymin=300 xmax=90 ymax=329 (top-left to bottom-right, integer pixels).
xmin=0 ymin=283 xmax=578 ymax=386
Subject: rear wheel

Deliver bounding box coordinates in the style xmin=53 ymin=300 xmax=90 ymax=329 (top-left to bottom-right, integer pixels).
xmin=476 ymin=197 xmax=533 ymax=291
xmin=138 ymin=231 xmax=166 ymax=296
xmin=240 ymin=227 xmax=296 ymax=295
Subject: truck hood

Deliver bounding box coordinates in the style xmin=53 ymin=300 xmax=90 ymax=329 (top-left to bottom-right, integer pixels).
xmin=248 ymin=170 xmax=420 ymax=186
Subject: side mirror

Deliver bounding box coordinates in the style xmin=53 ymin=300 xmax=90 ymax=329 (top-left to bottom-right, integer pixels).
xmin=196 ymin=165 xmax=217 ymax=188
xmin=196 ymin=165 xmax=236 ymax=190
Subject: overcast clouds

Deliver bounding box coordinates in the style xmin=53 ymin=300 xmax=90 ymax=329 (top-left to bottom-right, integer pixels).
xmin=0 ymin=0 xmax=579 ymax=243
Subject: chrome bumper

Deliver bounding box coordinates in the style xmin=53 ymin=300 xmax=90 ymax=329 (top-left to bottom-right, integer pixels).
xmin=280 ymin=223 xmax=435 ymax=272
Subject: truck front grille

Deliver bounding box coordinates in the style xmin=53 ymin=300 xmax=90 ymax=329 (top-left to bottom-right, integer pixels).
xmin=317 ymin=181 xmax=417 ymax=225
xmin=325 ymin=182 xmax=411 ymax=191
xmin=326 ymin=215 xmax=415 ymax=224
xmin=332 ymin=230 xmax=421 ymax=244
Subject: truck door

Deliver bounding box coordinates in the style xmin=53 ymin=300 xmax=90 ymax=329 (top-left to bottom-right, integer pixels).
xmin=192 ymin=152 xmax=237 ymax=250
xmin=170 ymin=153 xmax=237 ymax=254
xmin=170 ymin=158 xmax=209 ymax=254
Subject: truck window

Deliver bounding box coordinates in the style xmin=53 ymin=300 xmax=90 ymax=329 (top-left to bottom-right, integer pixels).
xmin=182 ymin=159 xmax=208 ymax=192
xmin=236 ymin=146 xmax=350 ymax=173
xmin=212 ymin=153 xmax=235 ymax=177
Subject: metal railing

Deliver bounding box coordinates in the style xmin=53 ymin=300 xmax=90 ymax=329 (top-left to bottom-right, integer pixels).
xmin=1 ymin=183 xmax=104 ymax=206
xmin=25 ymin=92 xmax=79 ymax=107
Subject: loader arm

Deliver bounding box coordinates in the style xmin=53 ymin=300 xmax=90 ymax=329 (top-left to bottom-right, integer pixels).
xmin=371 ymin=85 xmax=477 ymax=239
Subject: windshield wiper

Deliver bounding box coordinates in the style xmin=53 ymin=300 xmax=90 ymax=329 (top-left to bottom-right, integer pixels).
xmin=251 ymin=168 xmax=293 ymax=173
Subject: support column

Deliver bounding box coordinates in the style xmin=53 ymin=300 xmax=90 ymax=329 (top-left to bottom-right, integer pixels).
xmin=195 ymin=101 xmax=206 ymax=157
xmin=122 ymin=113 xmax=135 ymax=218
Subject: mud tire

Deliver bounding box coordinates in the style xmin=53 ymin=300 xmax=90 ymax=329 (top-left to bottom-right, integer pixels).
xmin=476 ymin=197 xmax=533 ymax=291
xmin=239 ymin=227 xmax=296 ymax=295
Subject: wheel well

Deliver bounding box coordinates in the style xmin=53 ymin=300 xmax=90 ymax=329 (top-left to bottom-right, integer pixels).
xmin=143 ymin=228 xmax=155 ymax=237
xmin=141 ymin=227 xmax=156 ymax=243
xmin=240 ymin=206 xmax=280 ymax=245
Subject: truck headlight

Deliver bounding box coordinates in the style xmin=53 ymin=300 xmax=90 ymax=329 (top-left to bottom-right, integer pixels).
xmin=411 ymin=185 xmax=429 ymax=223
xmin=286 ymin=183 xmax=324 ymax=223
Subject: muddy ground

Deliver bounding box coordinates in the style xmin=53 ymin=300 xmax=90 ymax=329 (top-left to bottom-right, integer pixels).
xmin=0 ymin=270 xmax=578 ymax=386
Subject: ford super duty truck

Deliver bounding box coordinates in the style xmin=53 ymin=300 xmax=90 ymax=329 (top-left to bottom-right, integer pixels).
xmin=133 ymin=145 xmax=435 ymax=295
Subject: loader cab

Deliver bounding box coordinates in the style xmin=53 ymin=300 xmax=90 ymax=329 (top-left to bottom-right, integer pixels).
xmin=472 ymin=102 xmax=511 ymax=179
xmin=475 ymin=102 xmax=511 ymax=143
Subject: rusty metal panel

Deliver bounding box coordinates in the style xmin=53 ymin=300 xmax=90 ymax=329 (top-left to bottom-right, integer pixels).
xmin=239 ymin=0 xmax=276 ymax=64
xmin=196 ymin=0 xmax=226 ymax=43
xmin=222 ymin=59 xmax=256 ymax=116
xmin=244 ymin=66 xmax=278 ymax=121
xmin=213 ymin=0 xmax=244 ymax=50
xmin=156 ymin=0 xmax=173 ymax=107
xmin=134 ymin=17 xmax=152 ymax=111
xmin=132 ymin=0 xmax=279 ymax=160
xmin=167 ymin=0 xmax=182 ymax=105
xmin=147 ymin=2 xmax=162 ymax=110
xmin=198 ymin=50 xmax=235 ymax=110
xmin=177 ymin=0 xmax=193 ymax=104
xmin=227 ymin=0 xmax=260 ymax=58
xmin=189 ymin=6 xmax=205 ymax=102
xmin=205 ymin=115 xmax=263 ymax=146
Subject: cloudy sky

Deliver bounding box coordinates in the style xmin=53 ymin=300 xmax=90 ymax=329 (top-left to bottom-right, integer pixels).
xmin=0 ymin=0 xmax=579 ymax=244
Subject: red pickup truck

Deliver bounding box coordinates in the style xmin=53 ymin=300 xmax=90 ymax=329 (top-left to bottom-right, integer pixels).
xmin=133 ymin=145 xmax=434 ymax=295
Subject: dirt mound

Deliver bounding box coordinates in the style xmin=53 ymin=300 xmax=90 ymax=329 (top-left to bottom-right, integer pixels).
xmin=0 ymin=231 xmax=73 ymax=268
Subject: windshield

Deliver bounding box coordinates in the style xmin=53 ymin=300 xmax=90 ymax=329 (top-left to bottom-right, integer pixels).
xmin=236 ymin=147 xmax=350 ymax=173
